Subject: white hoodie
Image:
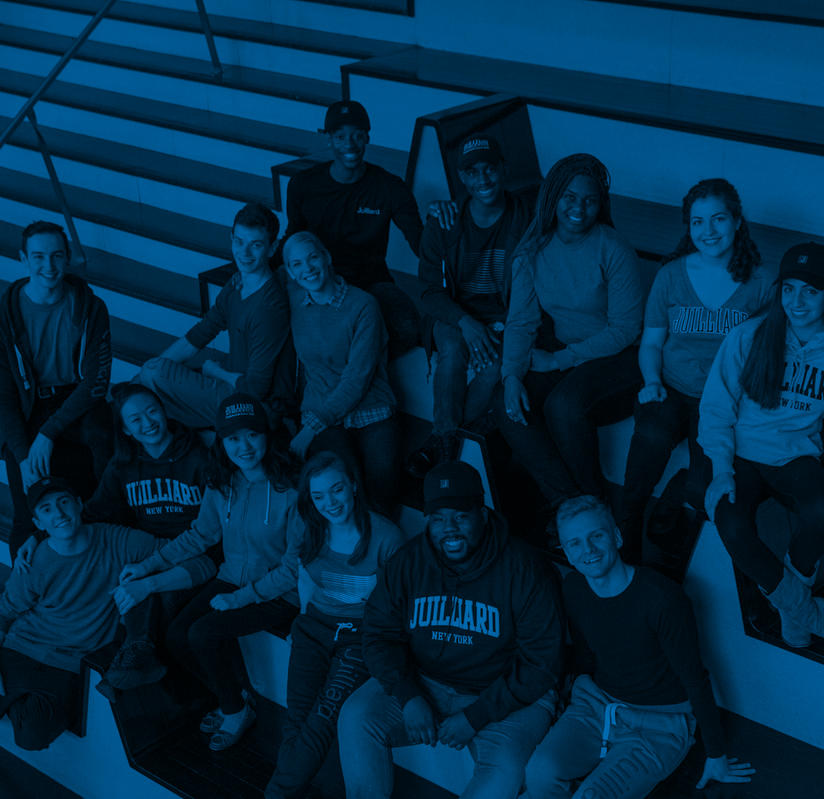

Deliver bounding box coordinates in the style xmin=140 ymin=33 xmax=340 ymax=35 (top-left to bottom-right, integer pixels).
xmin=699 ymin=317 xmax=824 ymax=475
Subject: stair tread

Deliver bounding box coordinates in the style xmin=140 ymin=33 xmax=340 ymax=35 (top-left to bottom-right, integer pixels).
xmin=0 ymin=67 xmax=406 ymax=169
xmin=1 ymin=113 xmax=272 ymax=207
xmin=0 ymin=219 xmax=202 ymax=317
xmin=14 ymin=0 xmax=407 ymax=59
xmin=0 ymin=24 xmax=341 ymax=106
xmin=345 ymin=45 xmax=824 ymax=154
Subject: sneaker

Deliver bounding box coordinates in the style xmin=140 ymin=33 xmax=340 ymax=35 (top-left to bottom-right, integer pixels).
xmin=106 ymin=640 xmax=167 ymax=691
xmin=406 ymin=433 xmax=458 ymax=479
xmin=95 ymin=677 xmax=118 ymax=703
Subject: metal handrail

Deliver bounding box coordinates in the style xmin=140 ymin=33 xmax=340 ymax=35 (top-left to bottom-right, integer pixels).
xmin=0 ymin=0 xmax=225 ymax=264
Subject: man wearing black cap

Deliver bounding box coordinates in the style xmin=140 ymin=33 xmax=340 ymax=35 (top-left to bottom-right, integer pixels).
xmin=338 ymin=461 xmax=564 ymax=799
xmin=282 ymin=100 xmax=423 ymax=356
xmin=409 ymin=135 xmax=533 ymax=474
xmin=0 ymin=477 xmax=183 ymax=750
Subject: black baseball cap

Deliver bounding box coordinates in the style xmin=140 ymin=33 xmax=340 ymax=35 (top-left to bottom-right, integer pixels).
xmin=215 ymin=393 xmax=270 ymax=438
xmin=27 ymin=476 xmax=79 ymax=513
xmin=458 ymin=134 xmax=504 ymax=171
xmin=324 ymin=101 xmax=370 ymax=134
xmin=779 ymin=242 xmax=824 ymax=291
xmin=423 ymin=462 xmax=485 ymax=515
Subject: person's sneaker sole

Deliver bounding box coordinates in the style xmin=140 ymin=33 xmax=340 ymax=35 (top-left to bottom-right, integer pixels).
xmin=95 ymin=678 xmax=118 ymax=703
xmin=107 ymin=661 xmax=167 ymax=691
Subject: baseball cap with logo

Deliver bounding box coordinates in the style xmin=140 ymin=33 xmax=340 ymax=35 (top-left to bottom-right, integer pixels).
xmin=457 ymin=134 xmax=504 ymax=171
xmin=324 ymin=101 xmax=371 ymax=134
xmin=215 ymin=393 xmax=270 ymax=438
xmin=27 ymin=476 xmax=79 ymax=513
xmin=423 ymin=461 xmax=485 ymax=515
xmin=779 ymin=242 xmax=824 ymax=291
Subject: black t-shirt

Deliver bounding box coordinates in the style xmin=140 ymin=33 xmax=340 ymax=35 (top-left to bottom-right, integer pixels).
xmin=456 ymin=211 xmax=509 ymax=324
xmin=284 ymin=162 xmax=423 ymax=288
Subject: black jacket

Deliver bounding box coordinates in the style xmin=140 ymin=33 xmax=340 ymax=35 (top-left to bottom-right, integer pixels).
xmin=362 ymin=511 xmax=564 ymax=731
xmin=418 ymin=191 xmax=533 ymax=357
xmin=0 ymin=275 xmax=111 ymax=462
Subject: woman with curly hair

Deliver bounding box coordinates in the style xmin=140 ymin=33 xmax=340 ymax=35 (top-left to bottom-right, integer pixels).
xmin=618 ymin=179 xmax=774 ymax=561
xmin=498 ymin=153 xmax=644 ymax=521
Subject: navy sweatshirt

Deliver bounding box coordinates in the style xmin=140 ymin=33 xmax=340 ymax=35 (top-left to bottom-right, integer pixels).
xmin=362 ymin=513 xmax=564 ymax=731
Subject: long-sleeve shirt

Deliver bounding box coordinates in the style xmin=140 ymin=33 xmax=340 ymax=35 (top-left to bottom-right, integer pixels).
xmin=362 ymin=513 xmax=564 ymax=732
xmin=699 ymin=319 xmax=824 ymax=475
xmin=185 ymin=271 xmax=290 ymax=400
xmin=502 ymin=225 xmax=642 ymax=380
xmin=140 ymin=476 xmax=301 ymax=605
xmin=0 ymin=525 xmax=160 ymax=673
xmin=563 ymin=567 xmax=725 ymax=758
xmin=284 ymin=162 xmax=423 ymax=288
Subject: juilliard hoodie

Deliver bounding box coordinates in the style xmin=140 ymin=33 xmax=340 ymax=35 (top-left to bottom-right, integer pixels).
xmin=699 ymin=318 xmax=824 ymax=475
xmin=84 ymin=422 xmax=208 ymax=539
xmin=362 ymin=512 xmax=564 ymax=731
xmin=141 ymin=473 xmax=301 ymax=606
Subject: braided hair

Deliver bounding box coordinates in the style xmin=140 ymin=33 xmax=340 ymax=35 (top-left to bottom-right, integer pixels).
xmin=663 ymin=178 xmax=761 ymax=283
xmin=513 ymin=153 xmax=613 ymax=267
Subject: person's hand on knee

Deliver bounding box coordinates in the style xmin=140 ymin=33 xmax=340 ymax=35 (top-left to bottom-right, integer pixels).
xmin=25 ymin=434 xmax=53 ymax=483
xmin=503 ymin=376 xmax=531 ymax=425
xmin=437 ymin=711 xmax=475 ymax=750
xmin=402 ymin=696 xmax=438 ymax=747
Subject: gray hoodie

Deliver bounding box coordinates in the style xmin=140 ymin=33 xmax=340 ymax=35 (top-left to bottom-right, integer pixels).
xmin=699 ymin=317 xmax=824 ymax=476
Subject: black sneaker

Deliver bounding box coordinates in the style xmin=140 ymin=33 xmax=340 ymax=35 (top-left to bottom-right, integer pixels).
xmin=106 ymin=640 xmax=167 ymax=690
xmin=406 ymin=433 xmax=458 ymax=479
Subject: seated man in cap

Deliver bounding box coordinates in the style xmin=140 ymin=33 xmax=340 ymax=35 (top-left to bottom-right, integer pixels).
xmin=338 ymin=461 xmax=564 ymax=799
xmin=282 ymin=100 xmax=423 ymax=357
xmin=409 ymin=134 xmax=533 ymax=475
xmin=0 ymin=220 xmax=113 ymax=562
xmin=523 ymin=495 xmax=754 ymax=799
xmin=138 ymin=202 xmax=291 ymax=428
xmin=0 ymin=477 xmax=215 ymax=750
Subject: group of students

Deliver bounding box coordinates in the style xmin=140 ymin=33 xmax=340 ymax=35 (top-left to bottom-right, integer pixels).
xmin=0 ymin=93 xmax=822 ymax=798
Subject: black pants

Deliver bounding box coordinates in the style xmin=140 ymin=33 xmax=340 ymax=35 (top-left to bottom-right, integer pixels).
xmin=4 ymin=392 xmax=112 ymax=559
xmin=165 ymin=578 xmax=297 ymax=715
xmin=618 ymin=386 xmax=711 ymax=560
xmin=494 ymin=347 xmax=641 ymax=507
xmin=123 ymin=585 xmax=201 ymax=646
xmin=0 ymin=648 xmax=80 ymax=751
xmin=715 ymin=455 xmax=824 ymax=592
xmin=309 ymin=416 xmax=400 ymax=517
xmin=265 ymin=611 xmax=369 ymax=799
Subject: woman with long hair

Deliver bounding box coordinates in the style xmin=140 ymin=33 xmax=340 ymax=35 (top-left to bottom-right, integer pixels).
xmin=121 ymin=393 xmax=301 ymax=750
xmin=497 ymin=153 xmax=643 ymax=521
xmin=617 ymin=179 xmax=774 ymax=561
xmin=262 ymin=451 xmax=404 ymax=799
xmin=700 ymin=242 xmax=824 ymax=648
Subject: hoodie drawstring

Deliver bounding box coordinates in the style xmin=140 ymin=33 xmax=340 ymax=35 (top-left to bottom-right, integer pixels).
xmin=13 ymin=344 xmax=30 ymax=390
xmin=226 ymin=484 xmax=233 ymax=522
xmin=600 ymin=702 xmax=627 ymax=759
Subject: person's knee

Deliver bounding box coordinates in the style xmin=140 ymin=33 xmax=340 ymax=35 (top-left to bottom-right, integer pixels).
xmin=337 ymin=681 xmax=380 ymax=742
xmin=8 ymin=699 xmax=65 ymax=751
xmin=186 ymin=616 xmax=218 ymax=655
xmin=713 ymin=500 xmax=751 ymax=552
xmin=543 ymin=385 xmax=578 ymax=431
xmin=524 ymin=743 xmax=571 ymax=793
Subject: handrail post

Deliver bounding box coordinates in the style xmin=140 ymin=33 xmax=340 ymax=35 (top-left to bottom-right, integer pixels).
xmin=27 ymin=109 xmax=87 ymax=269
xmin=0 ymin=0 xmax=119 ymax=151
xmin=193 ymin=0 xmax=224 ymax=81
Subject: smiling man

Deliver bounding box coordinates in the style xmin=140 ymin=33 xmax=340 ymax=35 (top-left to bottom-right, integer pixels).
xmin=523 ymin=495 xmax=755 ymax=798
xmin=0 ymin=221 xmax=113 ymax=562
xmin=282 ymin=100 xmax=423 ymax=356
xmin=137 ymin=203 xmax=291 ymax=429
xmin=410 ymin=134 xmax=533 ymax=475
xmin=338 ymin=461 xmax=564 ymax=799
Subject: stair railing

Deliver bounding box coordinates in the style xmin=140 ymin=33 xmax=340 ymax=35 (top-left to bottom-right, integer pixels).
xmin=0 ymin=0 xmax=225 ymax=267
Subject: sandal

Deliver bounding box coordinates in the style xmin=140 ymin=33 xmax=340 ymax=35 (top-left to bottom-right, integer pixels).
xmin=209 ymin=707 xmax=256 ymax=751
xmin=199 ymin=708 xmax=224 ymax=734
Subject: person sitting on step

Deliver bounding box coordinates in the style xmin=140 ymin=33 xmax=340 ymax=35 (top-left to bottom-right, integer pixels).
xmin=337 ymin=461 xmax=564 ymax=799
xmin=0 ymin=476 xmax=212 ymax=751
xmin=120 ymin=394 xmax=302 ymax=751
xmin=700 ymin=241 xmax=824 ymax=649
xmin=282 ymin=100 xmax=423 ymax=358
xmin=263 ymin=451 xmax=404 ymax=799
xmin=408 ymin=134 xmax=533 ymax=477
xmin=523 ymin=495 xmax=755 ymax=799
xmin=617 ymin=178 xmax=774 ymax=563
xmin=137 ymin=203 xmax=291 ymax=429
xmin=0 ymin=221 xmax=113 ymax=563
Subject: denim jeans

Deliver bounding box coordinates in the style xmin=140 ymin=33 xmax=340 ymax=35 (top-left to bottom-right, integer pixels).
xmin=618 ymin=386 xmax=711 ymax=561
xmin=715 ymin=455 xmax=824 ymax=592
xmin=494 ymin=347 xmax=641 ymax=506
xmin=265 ymin=612 xmax=369 ymax=799
xmin=432 ymin=320 xmax=501 ymax=436
xmin=338 ymin=675 xmax=554 ymax=799
xmin=524 ymin=675 xmax=695 ymax=799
